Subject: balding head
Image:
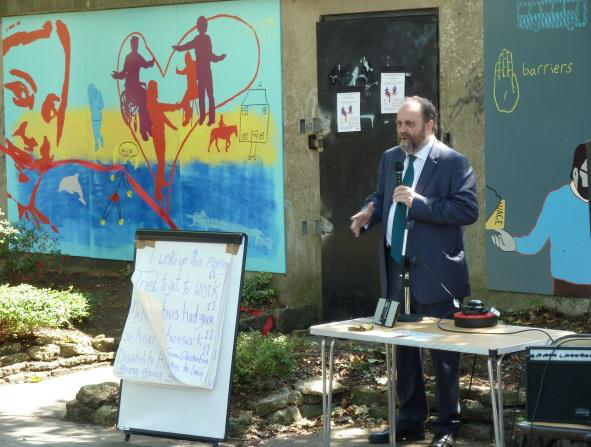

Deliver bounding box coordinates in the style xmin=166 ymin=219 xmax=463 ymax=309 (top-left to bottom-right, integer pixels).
xmin=396 ymin=96 xmax=437 ymax=154
xmin=401 ymin=96 xmax=438 ymax=134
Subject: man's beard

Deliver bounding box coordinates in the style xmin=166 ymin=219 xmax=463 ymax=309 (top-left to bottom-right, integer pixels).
xmin=399 ymin=126 xmax=426 ymax=153
xmin=577 ymin=175 xmax=589 ymax=200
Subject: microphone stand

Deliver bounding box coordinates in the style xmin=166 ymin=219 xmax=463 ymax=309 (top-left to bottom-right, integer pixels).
xmin=371 ymin=161 xmax=405 ymax=327
xmin=397 ymin=213 xmax=423 ymax=323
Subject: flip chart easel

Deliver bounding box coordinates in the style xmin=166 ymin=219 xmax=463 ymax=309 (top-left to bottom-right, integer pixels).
xmin=115 ymin=230 xmax=247 ymax=444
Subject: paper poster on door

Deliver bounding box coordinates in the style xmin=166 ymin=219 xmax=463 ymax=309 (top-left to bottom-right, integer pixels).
xmin=337 ymin=92 xmax=361 ymax=132
xmin=381 ymin=72 xmax=405 ymax=114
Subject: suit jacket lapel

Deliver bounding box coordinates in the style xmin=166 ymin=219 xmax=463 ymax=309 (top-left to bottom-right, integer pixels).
xmin=415 ymin=141 xmax=440 ymax=195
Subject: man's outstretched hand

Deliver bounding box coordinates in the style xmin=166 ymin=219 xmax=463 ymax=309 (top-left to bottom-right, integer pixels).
xmin=350 ymin=202 xmax=374 ymax=237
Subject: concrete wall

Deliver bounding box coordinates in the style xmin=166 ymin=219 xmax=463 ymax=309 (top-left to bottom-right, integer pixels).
xmin=2 ymin=0 xmax=588 ymax=318
xmin=280 ymin=0 xmax=486 ymax=315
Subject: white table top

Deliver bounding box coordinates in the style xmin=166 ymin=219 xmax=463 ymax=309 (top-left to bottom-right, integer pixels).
xmin=309 ymin=317 xmax=574 ymax=356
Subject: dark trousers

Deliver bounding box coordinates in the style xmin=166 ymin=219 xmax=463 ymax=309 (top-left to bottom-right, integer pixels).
xmin=197 ymin=71 xmax=216 ymax=124
xmin=386 ymin=255 xmax=461 ymax=435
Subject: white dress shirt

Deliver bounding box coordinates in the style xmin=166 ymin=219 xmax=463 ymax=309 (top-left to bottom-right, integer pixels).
xmin=385 ymin=138 xmax=434 ymax=246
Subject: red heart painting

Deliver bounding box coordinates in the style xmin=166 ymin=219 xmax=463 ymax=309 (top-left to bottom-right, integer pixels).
xmin=112 ymin=13 xmax=261 ymax=207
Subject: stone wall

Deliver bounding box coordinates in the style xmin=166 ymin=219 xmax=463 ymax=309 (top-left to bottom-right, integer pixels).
xmin=65 ymin=374 xmax=527 ymax=443
xmin=0 ymin=332 xmax=117 ymax=384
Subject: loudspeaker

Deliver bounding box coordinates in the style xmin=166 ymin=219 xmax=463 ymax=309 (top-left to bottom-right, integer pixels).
xmin=526 ymin=346 xmax=591 ymax=425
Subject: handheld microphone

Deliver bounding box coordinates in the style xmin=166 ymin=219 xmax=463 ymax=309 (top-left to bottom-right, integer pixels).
xmin=395 ymin=161 xmax=404 ymax=187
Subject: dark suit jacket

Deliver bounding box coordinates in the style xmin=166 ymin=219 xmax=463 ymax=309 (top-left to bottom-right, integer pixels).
xmin=365 ymin=139 xmax=478 ymax=304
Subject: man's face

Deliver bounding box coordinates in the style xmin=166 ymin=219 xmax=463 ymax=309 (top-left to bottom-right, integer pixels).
xmin=574 ymin=159 xmax=588 ymax=200
xmin=396 ymin=101 xmax=430 ymax=154
xmin=3 ymin=20 xmax=70 ymax=160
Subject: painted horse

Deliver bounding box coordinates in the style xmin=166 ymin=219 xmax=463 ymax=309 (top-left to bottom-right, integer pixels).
xmin=208 ymin=125 xmax=238 ymax=152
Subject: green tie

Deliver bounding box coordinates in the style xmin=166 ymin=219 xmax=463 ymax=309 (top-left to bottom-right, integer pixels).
xmin=390 ymin=155 xmax=416 ymax=263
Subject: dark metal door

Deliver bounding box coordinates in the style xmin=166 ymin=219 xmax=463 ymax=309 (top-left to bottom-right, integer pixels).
xmin=317 ymin=11 xmax=439 ymax=320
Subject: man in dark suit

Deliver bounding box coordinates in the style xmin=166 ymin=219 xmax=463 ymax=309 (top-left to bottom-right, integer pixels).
xmin=350 ymin=96 xmax=478 ymax=447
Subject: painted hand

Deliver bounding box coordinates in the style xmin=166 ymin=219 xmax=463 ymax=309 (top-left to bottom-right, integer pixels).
xmin=491 ymin=229 xmax=516 ymax=251
xmin=493 ymin=48 xmax=520 ymax=113
xmin=350 ymin=201 xmax=374 ymax=237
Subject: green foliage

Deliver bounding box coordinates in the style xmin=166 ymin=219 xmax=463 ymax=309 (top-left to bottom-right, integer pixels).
xmin=241 ymin=272 xmax=278 ymax=308
xmin=233 ymin=331 xmax=303 ymax=390
xmin=0 ymin=210 xmax=61 ymax=284
xmin=0 ymin=283 xmax=89 ymax=340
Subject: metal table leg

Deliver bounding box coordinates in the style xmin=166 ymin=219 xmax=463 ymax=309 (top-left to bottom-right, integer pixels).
xmin=385 ymin=343 xmax=397 ymax=446
xmin=496 ymin=355 xmax=505 ymax=445
xmin=487 ymin=351 xmax=506 ymax=447
xmin=322 ymin=338 xmax=336 ymax=447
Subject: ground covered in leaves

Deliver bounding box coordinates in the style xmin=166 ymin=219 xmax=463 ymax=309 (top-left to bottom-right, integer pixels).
xmin=59 ymin=271 xmax=591 ymax=444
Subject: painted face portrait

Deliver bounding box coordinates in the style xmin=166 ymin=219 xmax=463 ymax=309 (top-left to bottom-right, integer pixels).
xmin=118 ymin=141 xmax=139 ymax=159
xmin=2 ymin=19 xmax=71 ymax=229
xmin=3 ymin=20 xmax=71 ymax=171
xmin=575 ymin=160 xmax=588 ymax=200
xmin=570 ymin=144 xmax=589 ymax=201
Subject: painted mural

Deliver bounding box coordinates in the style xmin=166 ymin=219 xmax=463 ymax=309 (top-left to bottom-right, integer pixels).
xmin=2 ymin=0 xmax=285 ymax=272
xmin=484 ymin=0 xmax=591 ymax=297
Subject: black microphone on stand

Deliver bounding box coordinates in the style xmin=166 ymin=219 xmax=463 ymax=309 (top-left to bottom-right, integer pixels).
xmin=373 ymin=161 xmax=405 ymax=327
xmin=396 ymin=158 xmax=422 ymax=323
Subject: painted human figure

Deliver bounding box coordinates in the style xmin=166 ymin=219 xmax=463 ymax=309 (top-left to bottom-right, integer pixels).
xmin=146 ymin=80 xmax=180 ymax=202
xmin=176 ymin=51 xmax=199 ymax=127
xmin=172 ymin=16 xmax=226 ymax=126
xmin=491 ymin=143 xmax=591 ymax=297
xmin=87 ymin=83 xmax=104 ymax=149
xmin=101 ymin=141 xmax=137 ymax=226
xmin=111 ymin=35 xmax=154 ymax=140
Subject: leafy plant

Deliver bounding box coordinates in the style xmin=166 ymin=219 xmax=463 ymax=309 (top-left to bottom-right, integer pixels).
xmin=233 ymin=331 xmax=304 ymax=390
xmin=241 ymin=272 xmax=278 ymax=308
xmin=0 ymin=210 xmax=62 ymax=285
xmin=0 ymin=283 xmax=89 ymax=340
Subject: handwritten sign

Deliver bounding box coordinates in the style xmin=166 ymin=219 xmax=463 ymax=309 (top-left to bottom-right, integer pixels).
xmin=114 ymin=240 xmax=233 ymax=388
